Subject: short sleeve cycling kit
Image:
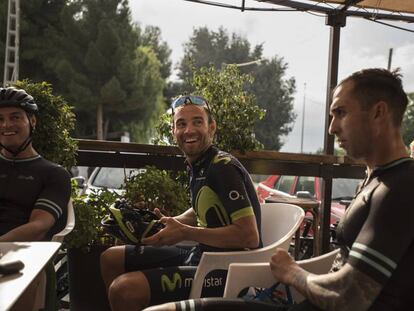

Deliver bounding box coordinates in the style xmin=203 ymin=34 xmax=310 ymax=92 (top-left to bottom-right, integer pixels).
xmin=124 ymin=146 xmax=262 ymax=305
xmin=0 ymin=154 xmax=71 ymax=240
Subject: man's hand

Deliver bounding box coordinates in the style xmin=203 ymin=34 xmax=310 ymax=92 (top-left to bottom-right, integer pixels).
xmin=153 ymin=208 xmax=164 ymax=219
xmin=141 ymin=216 xmax=187 ymax=246
xmin=270 ymin=248 xmax=301 ymax=285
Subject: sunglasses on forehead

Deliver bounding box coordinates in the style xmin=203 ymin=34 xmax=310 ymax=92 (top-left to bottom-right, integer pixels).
xmin=171 ymin=95 xmax=211 ymax=113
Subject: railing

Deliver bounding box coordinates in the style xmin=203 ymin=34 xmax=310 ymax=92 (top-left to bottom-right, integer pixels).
xmin=75 ymin=139 xmax=365 ymax=254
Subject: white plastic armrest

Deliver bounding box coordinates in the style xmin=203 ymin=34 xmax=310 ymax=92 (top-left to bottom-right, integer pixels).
xmin=52 ymin=200 xmax=75 ymax=243
xmin=223 ymin=262 xmax=274 ymax=298
xmin=188 ymin=236 xmax=293 ymax=299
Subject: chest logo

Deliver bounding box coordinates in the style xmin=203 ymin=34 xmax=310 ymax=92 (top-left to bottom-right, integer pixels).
xmin=229 ymin=190 xmax=244 ymax=201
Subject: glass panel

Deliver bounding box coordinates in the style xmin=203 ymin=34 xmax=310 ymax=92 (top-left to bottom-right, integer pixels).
xmin=295 ymin=176 xmax=315 ymax=197
xmin=91 ymin=167 xmax=142 ymax=189
xmin=332 ymin=178 xmax=361 ymax=200
xmin=275 ymin=175 xmax=295 ymax=194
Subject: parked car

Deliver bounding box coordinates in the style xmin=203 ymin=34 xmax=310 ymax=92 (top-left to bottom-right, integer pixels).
xmin=77 ymin=167 xmax=143 ymax=195
xmin=257 ymin=175 xmax=361 ymax=222
xmin=257 ymin=175 xmax=360 ymax=259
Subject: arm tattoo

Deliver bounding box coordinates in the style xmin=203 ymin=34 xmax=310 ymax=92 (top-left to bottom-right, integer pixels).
xmin=304 ymin=264 xmax=382 ymax=311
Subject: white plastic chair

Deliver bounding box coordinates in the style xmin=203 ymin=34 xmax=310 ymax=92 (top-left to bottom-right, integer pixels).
xmin=52 ymin=199 xmax=75 ymax=243
xmin=35 ymin=199 xmax=75 ymax=310
xmin=189 ymin=203 xmax=305 ymax=298
xmin=223 ymin=248 xmax=340 ymax=302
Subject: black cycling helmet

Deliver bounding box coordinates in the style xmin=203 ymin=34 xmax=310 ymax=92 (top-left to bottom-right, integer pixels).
xmin=0 ymin=87 xmax=38 ymax=157
xmin=0 ymin=87 xmax=38 ymax=114
xmin=101 ymin=200 xmax=164 ymax=245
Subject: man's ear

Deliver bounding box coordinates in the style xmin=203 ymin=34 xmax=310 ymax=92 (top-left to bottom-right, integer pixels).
xmin=372 ymin=101 xmax=388 ymax=121
xmin=209 ymin=120 xmax=217 ymax=136
xmin=30 ymin=115 xmax=37 ymax=129
xmin=171 ymin=125 xmax=177 ymax=142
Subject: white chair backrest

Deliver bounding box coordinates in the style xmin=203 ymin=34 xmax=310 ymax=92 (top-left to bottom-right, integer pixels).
xmin=52 ymin=199 xmax=75 ymax=243
xmin=189 ymin=203 xmax=304 ymax=299
xmin=223 ymin=248 xmax=340 ymax=300
xmin=298 ymin=248 xmax=339 ymax=274
xmin=290 ymin=248 xmax=340 ymax=302
xmin=260 ymin=203 xmax=304 ymax=247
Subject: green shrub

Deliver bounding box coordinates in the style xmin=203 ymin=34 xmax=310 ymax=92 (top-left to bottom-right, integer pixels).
xmin=123 ymin=166 xmax=189 ymax=216
xmin=14 ymin=80 xmax=77 ymax=169
xmin=152 ymin=65 xmax=265 ymax=153
xmin=65 ymin=186 xmax=119 ymax=251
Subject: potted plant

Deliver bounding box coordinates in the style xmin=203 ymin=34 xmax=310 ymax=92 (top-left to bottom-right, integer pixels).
xmin=64 ymin=189 xmax=119 ymax=311
xmin=65 ymin=166 xmax=189 ymax=311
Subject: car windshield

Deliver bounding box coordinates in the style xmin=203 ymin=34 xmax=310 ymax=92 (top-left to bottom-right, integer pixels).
xmin=332 ymin=178 xmax=361 ymax=201
xmin=91 ymin=167 xmax=142 ymax=189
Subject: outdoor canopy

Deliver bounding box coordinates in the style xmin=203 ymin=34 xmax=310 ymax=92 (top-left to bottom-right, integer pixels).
xmin=312 ymin=0 xmax=414 ymax=14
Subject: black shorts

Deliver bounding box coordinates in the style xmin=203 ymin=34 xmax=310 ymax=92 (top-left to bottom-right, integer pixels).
xmin=124 ymin=245 xmax=227 ymax=305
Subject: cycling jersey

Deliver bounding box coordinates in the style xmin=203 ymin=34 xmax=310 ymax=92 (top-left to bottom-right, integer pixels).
xmin=124 ymin=145 xmax=262 ymax=305
xmin=0 ymin=154 xmax=71 ymax=240
xmin=334 ymin=157 xmax=414 ymax=310
xmin=188 ymin=145 xmax=262 ymax=255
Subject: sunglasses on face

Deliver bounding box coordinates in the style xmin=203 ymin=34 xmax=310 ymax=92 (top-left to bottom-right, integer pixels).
xmin=171 ymin=95 xmax=211 ymax=114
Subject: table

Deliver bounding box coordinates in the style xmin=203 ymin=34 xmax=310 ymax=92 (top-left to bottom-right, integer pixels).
xmin=0 ymin=242 xmax=61 ymax=311
xmin=265 ymin=196 xmax=320 ymax=257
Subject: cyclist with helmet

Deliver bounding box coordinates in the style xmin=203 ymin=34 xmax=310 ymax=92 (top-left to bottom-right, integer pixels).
xmin=0 ymin=87 xmax=71 ymax=309
xmin=100 ymin=95 xmax=262 ymax=311
xmin=0 ymin=86 xmax=71 ymax=241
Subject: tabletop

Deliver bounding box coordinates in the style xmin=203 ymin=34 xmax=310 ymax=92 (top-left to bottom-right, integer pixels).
xmin=0 ymin=241 xmax=61 ymax=311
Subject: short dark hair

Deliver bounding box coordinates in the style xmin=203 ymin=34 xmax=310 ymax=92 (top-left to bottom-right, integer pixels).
xmin=171 ymin=94 xmax=214 ymax=124
xmin=337 ymin=68 xmax=408 ymax=126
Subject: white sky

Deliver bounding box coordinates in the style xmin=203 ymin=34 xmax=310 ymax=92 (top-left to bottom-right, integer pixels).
xmin=130 ymin=0 xmax=414 ymax=153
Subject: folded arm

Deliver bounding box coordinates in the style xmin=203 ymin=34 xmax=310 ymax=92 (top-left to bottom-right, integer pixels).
xmin=0 ymin=209 xmax=55 ymax=242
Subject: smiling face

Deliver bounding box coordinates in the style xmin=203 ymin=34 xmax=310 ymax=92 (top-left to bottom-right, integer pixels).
xmin=0 ymin=106 xmax=36 ymax=157
xmin=329 ymin=81 xmax=374 ymax=161
xmin=172 ymin=104 xmax=216 ymax=163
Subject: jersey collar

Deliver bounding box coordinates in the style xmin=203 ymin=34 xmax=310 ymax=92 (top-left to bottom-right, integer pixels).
xmin=372 ymin=157 xmax=413 ymax=176
xmin=186 ymin=145 xmax=218 ymax=171
xmin=0 ymin=152 xmax=41 ymax=162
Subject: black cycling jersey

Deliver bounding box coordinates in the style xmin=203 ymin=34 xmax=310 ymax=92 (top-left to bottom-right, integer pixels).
xmin=188 ymin=145 xmax=262 ymax=254
xmin=333 ymin=157 xmax=414 ymax=310
xmin=168 ymin=157 xmax=414 ymax=311
xmin=0 ymin=154 xmax=71 ymax=240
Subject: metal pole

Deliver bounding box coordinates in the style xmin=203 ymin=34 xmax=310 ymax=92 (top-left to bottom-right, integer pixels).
xmin=387 ymin=48 xmax=393 ymax=70
xmin=300 ymin=83 xmax=306 ymax=153
xmin=319 ymin=11 xmax=346 ymax=255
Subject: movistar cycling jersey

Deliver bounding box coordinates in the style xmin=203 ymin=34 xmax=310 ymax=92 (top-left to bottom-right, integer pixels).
xmin=187 ymin=145 xmax=262 ymax=253
xmin=0 ymin=154 xmax=71 ymax=240
xmin=124 ymin=145 xmax=262 ymax=305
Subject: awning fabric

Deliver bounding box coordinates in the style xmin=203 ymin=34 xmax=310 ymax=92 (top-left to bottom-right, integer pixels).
xmin=310 ymin=0 xmax=414 ymax=14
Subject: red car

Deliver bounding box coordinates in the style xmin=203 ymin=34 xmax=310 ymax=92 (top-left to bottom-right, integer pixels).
xmin=256 ymin=175 xmax=361 ymax=223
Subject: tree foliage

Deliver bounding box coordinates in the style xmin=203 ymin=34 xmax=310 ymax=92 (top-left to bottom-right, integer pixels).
xmin=0 ymin=0 xmax=172 ymax=142
xmin=154 ymin=65 xmax=265 ymax=153
xmin=402 ymin=93 xmax=414 ymax=146
xmin=171 ymin=26 xmax=296 ymax=150
xmin=46 ymin=0 xmax=165 ymax=140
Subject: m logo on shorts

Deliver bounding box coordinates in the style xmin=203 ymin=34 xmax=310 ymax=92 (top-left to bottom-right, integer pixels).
xmin=161 ymin=272 xmax=182 ymax=292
